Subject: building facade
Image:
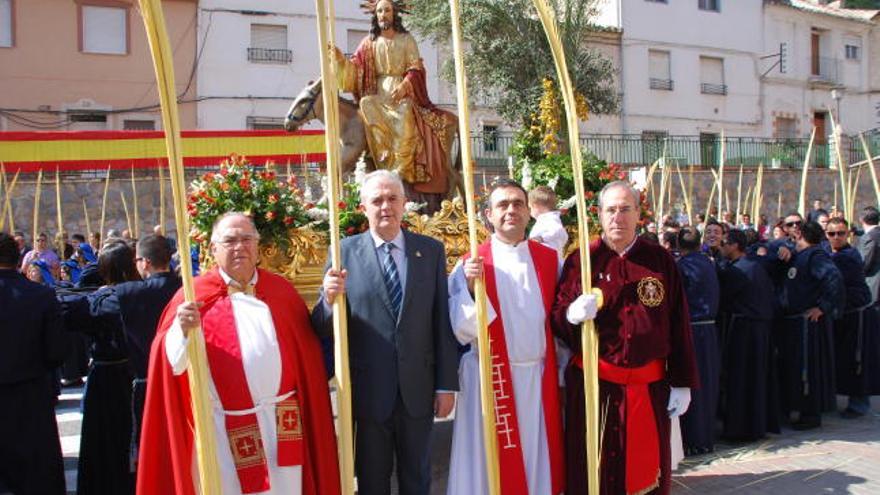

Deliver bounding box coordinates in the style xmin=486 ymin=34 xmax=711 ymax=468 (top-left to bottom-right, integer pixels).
xmin=0 ymin=0 xmax=198 ymax=131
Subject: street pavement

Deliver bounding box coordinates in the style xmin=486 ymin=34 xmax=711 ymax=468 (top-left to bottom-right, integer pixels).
xmin=56 ymin=389 xmax=878 ymax=495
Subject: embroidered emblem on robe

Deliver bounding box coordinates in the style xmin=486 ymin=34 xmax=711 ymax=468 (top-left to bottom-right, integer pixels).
xmin=637 ymin=277 xmax=664 ymax=307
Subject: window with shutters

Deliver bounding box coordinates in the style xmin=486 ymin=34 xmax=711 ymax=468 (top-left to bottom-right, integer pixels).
xmin=249 ymin=24 xmax=291 ymax=64
xmin=123 ymin=119 xmax=155 ymax=131
xmin=80 ymin=4 xmax=128 ymax=54
xmin=699 ymin=56 xmax=726 ymax=95
xmin=246 ymin=116 xmax=285 ymax=130
xmin=698 ymin=0 xmax=719 ymax=12
xmin=844 ymin=38 xmax=861 ymax=61
xmin=347 ymin=29 xmax=368 ymax=58
xmin=774 ymin=117 xmax=797 ymax=139
xmin=0 ymin=0 xmax=13 ymax=48
xmin=649 ymin=50 xmax=673 ymax=90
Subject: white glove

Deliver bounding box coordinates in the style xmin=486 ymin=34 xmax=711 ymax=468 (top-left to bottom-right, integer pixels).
xmin=667 ymin=387 xmax=691 ymax=418
xmin=566 ymin=293 xmax=599 ymax=325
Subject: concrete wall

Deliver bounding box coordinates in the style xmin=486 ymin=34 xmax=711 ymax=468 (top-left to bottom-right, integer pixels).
xmin=0 ymin=0 xmax=198 ymax=131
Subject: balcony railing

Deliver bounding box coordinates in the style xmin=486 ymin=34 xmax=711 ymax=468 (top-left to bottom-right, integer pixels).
xmin=462 ymin=128 xmax=880 ymax=173
xmin=650 ymin=78 xmax=674 ymax=90
xmin=808 ymin=56 xmax=839 ymax=84
xmin=701 ymin=83 xmax=727 ymax=95
xmin=247 ymin=47 xmax=293 ymax=64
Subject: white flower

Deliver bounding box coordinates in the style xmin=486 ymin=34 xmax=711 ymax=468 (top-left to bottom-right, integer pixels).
xmin=560 ymin=195 xmax=577 ymax=210
xmin=405 ymin=201 xmax=426 ymax=213
xmin=521 ymin=159 xmax=533 ymax=190
xmin=306 ymin=208 xmax=330 ymax=221
xmin=354 ymin=156 xmax=368 ymax=185
xmin=548 ymin=174 xmax=560 ymax=191
xmin=303 ymin=183 xmax=313 ymax=202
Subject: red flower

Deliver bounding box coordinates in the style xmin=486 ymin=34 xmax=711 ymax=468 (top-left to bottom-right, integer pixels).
xmin=265 ymin=211 xmax=276 ymax=221
xmin=220 ymin=182 xmax=230 ymax=192
xmin=203 ymin=172 xmax=215 ymax=183
xmin=346 ymin=227 xmax=356 ymax=235
xmin=304 ymin=202 xmax=315 ymax=209
xmin=239 ymin=179 xmax=250 ymax=190
xmin=268 ymin=194 xmax=279 ymax=204
xmin=337 ymin=201 xmax=347 ymax=209
xmin=283 ymin=216 xmax=294 ymax=225
xmin=220 ymin=168 xmax=229 ymax=177
xmin=585 ymin=190 xmax=594 ymax=199
xmin=589 ymin=205 xmax=598 ymax=214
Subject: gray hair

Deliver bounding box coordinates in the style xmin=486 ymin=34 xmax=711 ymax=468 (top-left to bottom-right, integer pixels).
xmin=598 ymin=180 xmax=640 ymax=210
xmin=360 ymin=169 xmax=405 ymax=203
xmin=210 ymin=212 xmax=260 ymax=242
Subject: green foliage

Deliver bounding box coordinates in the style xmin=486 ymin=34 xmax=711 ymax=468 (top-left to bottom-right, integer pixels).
xmin=842 ymin=0 xmax=879 ymax=8
xmin=407 ymin=0 xmax=619 ymax=125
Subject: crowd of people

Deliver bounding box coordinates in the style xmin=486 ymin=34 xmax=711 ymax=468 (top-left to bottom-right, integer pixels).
xmin=1 ymin=171 xmax=878 ymax=495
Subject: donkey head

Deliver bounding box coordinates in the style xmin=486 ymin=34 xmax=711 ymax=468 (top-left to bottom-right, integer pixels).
xmin=284 ymin=79 xmax=324 ymax=132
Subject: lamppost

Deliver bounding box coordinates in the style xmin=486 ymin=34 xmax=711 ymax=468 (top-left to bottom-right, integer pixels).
xmin=831 ymin=88 xmax=844 ymax=126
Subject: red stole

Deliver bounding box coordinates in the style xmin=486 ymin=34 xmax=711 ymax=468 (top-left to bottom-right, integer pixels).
xmin=476 ymin=240 xmax=565 ymax=495
xmin=201 ymin=294 xmax=304 ymax=493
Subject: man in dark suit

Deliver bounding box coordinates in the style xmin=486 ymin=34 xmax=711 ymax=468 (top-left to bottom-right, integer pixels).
xmin=313 ymin=170 xmax=460 ymax=495
xmin=0 ymin=232 xmax=67 ymax=494
xmin=89 ymin=233 xmax=181 ymax=471
xmin=858 ymin=206 xmax=880 ymax=303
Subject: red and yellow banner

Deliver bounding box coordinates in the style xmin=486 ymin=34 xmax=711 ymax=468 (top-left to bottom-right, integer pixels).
xmin=0 ymin=130 xmax=326 ymax=172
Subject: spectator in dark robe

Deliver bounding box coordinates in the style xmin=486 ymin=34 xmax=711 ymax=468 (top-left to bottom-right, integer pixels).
xmin=88 ymin=234 xmax=181 ymax=474
xmin=60 ymin=240 xmax=141 ymax=494
xmin=0 ymin=232 xmax=67 ymax=495
xmin=676 ymin=226 xmax=721 ymax=455
xmin=777 ymin=222 xmax=844 ymax=430
xmin=718 ymin=229 xmax=777 ymax=440
xmin=825 ymin=218 xmax=880 ymax=418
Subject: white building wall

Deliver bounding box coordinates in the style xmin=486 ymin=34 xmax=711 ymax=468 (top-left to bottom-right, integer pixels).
xmin=595 ymin=0 xmax=764 ymax=136
xmin=196 ymin=0 xmax=486 ymax=134
xmin=762 ymin=4 xmax=875 ymax=138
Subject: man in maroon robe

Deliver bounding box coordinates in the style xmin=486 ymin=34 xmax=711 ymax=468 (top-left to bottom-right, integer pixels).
xmin=551 ymin=181 xmax=699 ymax=495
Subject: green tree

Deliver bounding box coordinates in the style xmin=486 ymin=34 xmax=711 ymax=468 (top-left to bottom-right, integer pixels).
xmin=407 ymin=0 xmax=619 ymax=126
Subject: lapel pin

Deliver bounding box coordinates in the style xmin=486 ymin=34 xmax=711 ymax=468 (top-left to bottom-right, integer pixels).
xmin=415 ymin=250 xmax=422 ymax=258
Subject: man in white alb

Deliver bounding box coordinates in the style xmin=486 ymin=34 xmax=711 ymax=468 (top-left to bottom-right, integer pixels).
xmin=447 ymin=179 xmax=582 ymax=495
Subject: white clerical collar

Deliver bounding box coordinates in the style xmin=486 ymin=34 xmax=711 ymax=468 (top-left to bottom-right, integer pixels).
xmin=866 ymin=224 xmax=877 ymax=233
xmin=491 ymin=234 xmax=529 ymax=253
xmin=602 ymin=234 xmax=638 ymax=255
xmin=219 ymin=268 xmax=258 ymax=287
xmin=370 ymin=229 xmax=405 ymax=251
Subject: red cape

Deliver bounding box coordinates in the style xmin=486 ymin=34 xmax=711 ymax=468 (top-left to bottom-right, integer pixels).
xmin=136 ymin=268 xmax=340 ymax=495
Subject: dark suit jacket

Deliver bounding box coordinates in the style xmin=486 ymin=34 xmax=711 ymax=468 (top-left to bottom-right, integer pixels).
xmin=0 ymin=269 xmax=67 ymax=384
xmin=858 ymin=226 xmax=880 ymax=303
xmin=312 ymin=230 xmax=459 ymax=421
xmin=91 ymin=272 xmax=182 ymax=378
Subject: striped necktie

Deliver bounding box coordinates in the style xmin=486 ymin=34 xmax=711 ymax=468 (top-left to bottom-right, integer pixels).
xmin=381 ymin=242 xmax=402 ymax=319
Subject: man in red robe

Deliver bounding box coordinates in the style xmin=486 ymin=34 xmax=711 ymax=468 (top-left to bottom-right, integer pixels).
xmin=551 ymin=181 xmax=699 ymax=495
xmin=137 ymin=212 xmax=340 ymax=495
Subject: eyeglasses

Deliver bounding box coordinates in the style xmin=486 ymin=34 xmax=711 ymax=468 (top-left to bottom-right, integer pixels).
xmin=215 ymin=235 xmax=259 ymax=248
xmin=784 ymin=221 xmax=802 ymax=228
xmin=826 ymin=231 xmax=847 ymax=238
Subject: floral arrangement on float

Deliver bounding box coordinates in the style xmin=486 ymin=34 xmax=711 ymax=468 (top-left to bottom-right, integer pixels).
xmin=511 ymin=77 xmax=651 ymax=229
xmin=186 ymin=154 xmax=311 ymax=251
